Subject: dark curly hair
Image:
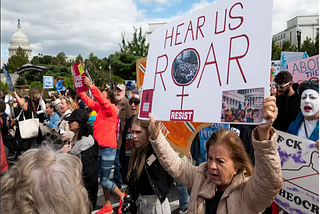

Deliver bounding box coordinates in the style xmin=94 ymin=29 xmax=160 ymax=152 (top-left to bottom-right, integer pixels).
xmin=274 ymin=71 xmax=293 ymax=84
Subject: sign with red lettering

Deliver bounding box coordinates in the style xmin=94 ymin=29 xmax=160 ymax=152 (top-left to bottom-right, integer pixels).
xmin=139 ymin=89 xmax=154 ymax=118
xmin=72 ymin=62 xmax=88 ymax=93
xmin=139 ymin=0 xmax=273 ymax=123
xmin=288 ymin=55 xmax=319 ymax=83
xmin=275 ymin=131 xmax=319 ymax=214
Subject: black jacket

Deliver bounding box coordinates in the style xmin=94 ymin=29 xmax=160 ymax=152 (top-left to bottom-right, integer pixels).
xmin=128 ymin=143 xmax=174 ymax=203
xmin=273 ymin=93 xmax=300 ymax=132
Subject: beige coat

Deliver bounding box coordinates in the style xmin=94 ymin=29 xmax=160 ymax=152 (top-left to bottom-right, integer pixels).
xmin=58 ymin=110 xmax=74 ymax=141
xmin=150 ymin=128 xmax=282 ymax=214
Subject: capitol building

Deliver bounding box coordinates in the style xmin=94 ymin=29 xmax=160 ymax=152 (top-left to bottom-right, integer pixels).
xmin=8 ymin=19 xmax=32 ymax=60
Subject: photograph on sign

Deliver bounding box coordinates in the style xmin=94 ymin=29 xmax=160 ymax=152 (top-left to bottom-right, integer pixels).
xmin=275 ymin=131 xmax=319 ymax=214
xmin=139 ymin=0 xmax=273 ymax=123
xmin=43 ymin=76 xmax=54 ymax=89
xmin=220 ymin=87 xmax=264 ymax=123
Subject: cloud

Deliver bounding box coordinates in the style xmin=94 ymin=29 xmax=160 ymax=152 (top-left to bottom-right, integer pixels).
xmin=2 ymin=0 xmax=148 ymax=61
xmin=272 ymin=0 xmax=319 ymax=34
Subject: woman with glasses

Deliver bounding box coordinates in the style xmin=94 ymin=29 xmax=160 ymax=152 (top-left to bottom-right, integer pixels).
xmin=120 ymin=93 xmax=140 ymax=184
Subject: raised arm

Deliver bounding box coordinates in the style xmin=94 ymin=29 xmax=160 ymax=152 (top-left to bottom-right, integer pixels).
xmin=78 ymin=91 xmax=100 ymax=113
xmin=242 ymin=96 xmax=282 ymax=212
xmin=12 ymin=91 xmax=28 ymax=112
xmin=148 ymin=114 xmax=197 ymax=189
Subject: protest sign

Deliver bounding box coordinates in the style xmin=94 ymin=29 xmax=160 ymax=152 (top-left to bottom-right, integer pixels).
xmin=3 ymin=68 xmax=14 ymax=91
xmin=139 ymin=0 xmax=273 ymax=124
xmin=125 ymin=80 xmax=136 ymax=91
xmin=271 ymin=60 xmax=280 ymax=83
xmin=43 ymin=76 xmax=54 ymax=89
xmin=288 ymin=55 xmax=319 ymax=83
xmin=136 ymin=57 xmax=212 ymax=155
xmin=54 ymin=78 xmax=67 ymax=94
xmin=280 ymin=51 xmax=308 ymax=71
xmin=72 ymin=62 xmax=88 ymax=93
xmin=275 ymin=131 xmax=319 ymax=214
xmin=199 ymin=123 xmax=230 ymax=163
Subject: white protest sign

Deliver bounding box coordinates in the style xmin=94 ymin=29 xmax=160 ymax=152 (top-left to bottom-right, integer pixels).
xmin=275 ymin=131 xmax=319 ymax=214
xmin=43 ymin=76 xmax=54 ymax=89
xmin=139 ymin=0 xmax=273 ymax=123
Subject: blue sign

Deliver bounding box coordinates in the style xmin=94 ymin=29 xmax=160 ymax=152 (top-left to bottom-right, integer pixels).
xmin=55 ymin=79 xmax=67 ymax=94
xmin=43 ymin=76 xmax=54 ymax=89
xmin=3 ymin=68 xmax=14 ymax=91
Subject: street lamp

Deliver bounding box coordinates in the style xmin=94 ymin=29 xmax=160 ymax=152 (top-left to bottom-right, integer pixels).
xmin=108 ymin=65 xmax=112 ymax=81
xmin=296 ymin=26 xmax=302 ymax=52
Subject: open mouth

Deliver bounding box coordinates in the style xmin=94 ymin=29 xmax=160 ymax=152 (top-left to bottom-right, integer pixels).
xmin=304 ymin=105 xmax=312 ymax=112
xmin=210 ymin=173 xmax=219 ymax=179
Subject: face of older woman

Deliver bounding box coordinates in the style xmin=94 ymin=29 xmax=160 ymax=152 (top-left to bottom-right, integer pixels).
xmin=207 ymin=144 xmax=237 ymax=192
xmin=60 ymin=99 xmax=70 ymax=113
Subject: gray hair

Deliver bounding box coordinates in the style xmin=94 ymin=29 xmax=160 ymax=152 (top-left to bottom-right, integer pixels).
xmin=1 ymin=146 xmax=90 ymax=214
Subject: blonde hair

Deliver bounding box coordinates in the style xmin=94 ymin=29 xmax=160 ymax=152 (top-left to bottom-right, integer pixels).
xmin=127 ymin=116 xmax=150 ymax=181
xmin=1 ymin=147 xmax=90 ymax=214
xmin=206 ymin=129 xmax=254 ymax=176
xmin=62 ymin=97 xmax=76 ymax=112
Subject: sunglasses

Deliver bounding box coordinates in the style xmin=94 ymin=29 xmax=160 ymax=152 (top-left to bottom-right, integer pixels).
xmin=129 ymin=100 xmax=140 ymax=105
xmin=275 ymin=82 xmax=290 ymax=89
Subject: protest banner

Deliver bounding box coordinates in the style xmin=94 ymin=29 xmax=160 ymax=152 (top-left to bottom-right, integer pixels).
xmin=136 ymin=57 xmax=212 ymax=155
xmin=3 ymin=68 xmax=14 ymax=91
xmin=72 ymin=62 xmax=88 ymax=93
xmin=271 ymin=60 xmax=280 ymax=83
xmin=288 ymin=55 xmax=319 ymax=83
xmin=275 ymin=131 xmax=319 ymax=214
xmin=54 ymin=78 xmax=67 ymax=94
xmin=43 ymin=76 xmax=54 ymax=89
xmin=199 ymin=123 xmax=230 ymax=163
xmin=280 ymin=51 xmax=308 ymax=71
xmin=139 ymin=0 xmax=273 ymax=124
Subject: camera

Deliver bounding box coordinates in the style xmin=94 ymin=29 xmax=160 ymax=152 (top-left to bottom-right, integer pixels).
xmin=122 ymin=194 xmax=137 ymax=214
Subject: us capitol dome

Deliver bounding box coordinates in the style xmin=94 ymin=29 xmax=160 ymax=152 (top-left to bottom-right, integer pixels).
xmin=8 ymin=19 xmax=32 ymax=60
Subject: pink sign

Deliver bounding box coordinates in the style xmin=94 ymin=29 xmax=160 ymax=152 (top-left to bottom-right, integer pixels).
xmin=288 ymin=55 xmax=319 ymax=83
xmin=72 ymin=62 xmax=88 ymax=93
xmin=139 ymin=89 xmax=154 ymax=118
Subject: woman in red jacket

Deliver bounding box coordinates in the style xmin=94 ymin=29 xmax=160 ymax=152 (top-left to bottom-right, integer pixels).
xmin=79 ymin=77 xmax=124 ymax=214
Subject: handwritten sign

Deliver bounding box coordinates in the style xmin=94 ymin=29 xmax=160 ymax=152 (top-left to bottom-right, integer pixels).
xmin=275 ymin=131 xmax=319 ymax=214
xmin=139 ymin=0 xmax=272 ymax=123
xmin=288 ymin=55 xmax=319 ymax=83
xmin=3 ymin=68 xmax=14 ymax=91
xmin=43 ymin=76 xmax=54 ymax=89
xmin=72 ymin=62 xmax=88 ymax=93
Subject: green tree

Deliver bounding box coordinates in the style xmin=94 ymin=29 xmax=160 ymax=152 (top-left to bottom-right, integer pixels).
xmin=56 ymin=52 xmax=67 ymax=66
xmin=301 ymin=37 xmax=314 ymax=55
xmin=313 ymin=33 xmax=319 ymax=56
xmin=41 ymin=55 xmax=53 ymax=64
xmin=110 ymin=51 xmax=139 ymax=80
xmin=120 ymin=26 xmax=149 ymax=57
xmin=281 ymin=40 xmax=297 ymax=52
xmin=75 ymin=54 xmax=84 ymax=63
xmin=271 ymin=40 xmax=282 ymax=60
xmin=30 ymin=56 xmax=40 ymax=65
xmin=3 ymin=46 xmax=29 ymax=73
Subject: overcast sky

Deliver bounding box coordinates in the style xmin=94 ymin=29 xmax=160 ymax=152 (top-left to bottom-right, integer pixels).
xmin=1 ymin=0 xmax=318 ymax=66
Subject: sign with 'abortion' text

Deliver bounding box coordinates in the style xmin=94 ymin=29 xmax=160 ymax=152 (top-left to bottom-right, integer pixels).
xmin=139 ymin=0 xmax=273 ymax=123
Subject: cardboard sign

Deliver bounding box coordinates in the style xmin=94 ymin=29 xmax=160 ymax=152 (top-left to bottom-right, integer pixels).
xmin=275 ymin=131 xmax=319 ymax=214
xmin=54 ymin=78 xmax=67 ymax=94
xmin=136 ymin=57 xmax=212 ymax=155
xmin=72 ymin=62 xmax=88 ymax=93
xmin=43 ymin=76 xmax=54 ymax=89
xmin=3 ymin=68 xmax=14 ymax=91
xmin=288 ymin=55 xmax=319 ymax=83
xmin=139 ymin=0 xmax=273 ymax=123
xmin=280 ymin=52 xmax=307 ymax=71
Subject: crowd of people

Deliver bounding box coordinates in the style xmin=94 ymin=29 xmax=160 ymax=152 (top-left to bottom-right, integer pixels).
xmin=173 ymin=59 xmax=198 ymax=84
xmin=0 ymin=70 xmax=319 ymax=214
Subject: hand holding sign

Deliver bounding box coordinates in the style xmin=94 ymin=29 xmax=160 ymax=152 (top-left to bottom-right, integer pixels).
xmin=83 ymin=77 xmax=93 ymax=89
xmin=149 ymin=113 xmax=160 ymax=140
xmin=257 ymin=96 xmax=278 ymax=140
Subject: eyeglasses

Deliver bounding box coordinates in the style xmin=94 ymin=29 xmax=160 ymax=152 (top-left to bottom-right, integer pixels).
xmin=275 ymin=82 xmax=290 ymax=89
xmin=129 ymin=100 xmax=140 ymax=105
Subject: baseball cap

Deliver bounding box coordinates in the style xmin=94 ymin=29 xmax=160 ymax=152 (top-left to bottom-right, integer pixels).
xmin=65 ymin=109 xmax=88 ymax=123
xmin=116 ymin=84 xmax=125 ymax=91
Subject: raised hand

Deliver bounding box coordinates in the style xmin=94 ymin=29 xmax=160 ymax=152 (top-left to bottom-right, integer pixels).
xmin=149 ymin=113 xmax=160 ymax=140
xmin=83 ymin=77 xmax=93 ymax=89
xmin=257 ymin=96 xmax=278 ymax=140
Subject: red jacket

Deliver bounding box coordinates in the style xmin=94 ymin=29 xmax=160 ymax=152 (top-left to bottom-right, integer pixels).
xmin=79 ymin=86 xmax=118 ymax=148
xmin=1 ymin=118 xmax=8 ymax=174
